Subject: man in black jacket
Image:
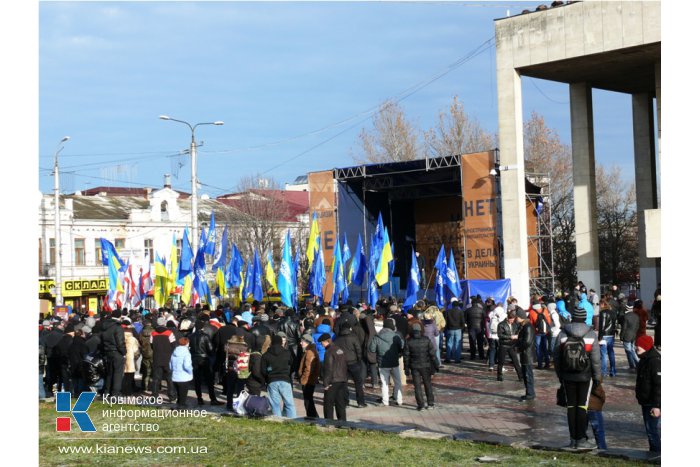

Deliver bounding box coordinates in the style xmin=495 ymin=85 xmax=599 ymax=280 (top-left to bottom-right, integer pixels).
xmin=320 ymin=333 xmax=348 ymax=421
xmin=598 ymin=301 xmax=617 ymax=377
xmin=213 ymin=319 xmax=238 ymax=393
xmin=261 ymin=335 xmax=296 ymax=418
xmin=444 ymin=298 xmax=465 ymax=364
xmin=496 ymin=310 xmax=522 ymax=382
xmin=334 ymin=322 xmax=366 ymax=408
xmin=54 ymin=323 xmax=75 ymax=394
xmin=465 ymin=296 xmax=486 ymax=360
xmin=515 ymin=308 xmax=536 ymax=401
xmin=150 ymin=316 xmax=177 ymax=401
xmin=189 ymin=320 xmax=222 ymax=405
xmin=44 ymin=321 xmax=65 ymax=395
xmin=403 ymin=323 xmax=438 ymax=410
xmin=635 ymin=335 xmax=661 ymax=453
xmin=68 ymin=325 xmax=89 ymax=396
xmin=101 ymin=310 xmax=127 ymax=397
xmin=279 ymin=308 xmax=302 ymax=379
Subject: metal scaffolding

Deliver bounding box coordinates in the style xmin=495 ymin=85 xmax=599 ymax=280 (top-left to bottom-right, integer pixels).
xmin=525 ymin=171 xmax=555 ymax=296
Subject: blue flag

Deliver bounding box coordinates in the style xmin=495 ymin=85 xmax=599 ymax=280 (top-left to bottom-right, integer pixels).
xmin=225 ymin=243 xmax=244 ymax=288
xmin=193 ymin=247 xmax=211 ymax=305
xmin=330 ymin=238 xmax=347 ymax=309
xmin=292 ymin=249 xmax=300 ymax=310
xmin=242 ymin=260 xmax=254 ymax=301
xmin=203 ymin=211 xmax=216 ymax=256
xmin=367 ymin=261 xmax=379 ymax=308
xmin=434 ymin=245 xmax=447 ymax=309
xmin=349 ymin=233 xmax=367 ymax=287
xmin=278 ymin=231 xmax=294 ymax=308
xmin=178 ymin=227 xmax=194 ymax=281
xmin=445 ymin=249 xmax=463 ymax=299
xmin=404 ymin=246 xmax=420 ymax=310
xmin=342 ymin=232 xmax=351 ymax=264
xmin=251 ymin=250 xmax=264 ymax=302
xmin=310 ymin=238 xmax=326 ymax=298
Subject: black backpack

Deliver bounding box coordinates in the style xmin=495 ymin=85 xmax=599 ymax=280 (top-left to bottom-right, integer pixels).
xmin=536 ymin=312 xmax=550 ymax=335
xmin=559 ymin=335 xmax=590 ymax=373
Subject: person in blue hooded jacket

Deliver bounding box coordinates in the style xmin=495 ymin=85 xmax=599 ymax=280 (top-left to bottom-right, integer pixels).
xmin=556 ymin=294 xmax=572 ymax=322
xmin=578 ymin=292 xmax=594 ymax=327
xmin=312 ymin=319 xmax=335 ymax=362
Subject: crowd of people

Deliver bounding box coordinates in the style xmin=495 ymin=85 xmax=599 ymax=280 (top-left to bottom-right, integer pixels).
xmin=38 ymin=282 xmax=660 ymax=455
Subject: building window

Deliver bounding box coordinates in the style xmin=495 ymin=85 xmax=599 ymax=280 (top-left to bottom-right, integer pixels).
xmin=95 ymin=239 xmax=102 ymax=265
xmin=144 ymin=239 xmax=154 ymax=263
xmin=49 ymin=238 xmax=56 ymax=265
xmin=177 ymin=239 xmax=183 ymax=259
xmin=115 ymin=238 xmax=126 ymax=252
xmin=75 ymin=239 xmax=86 ymax=266
xmin=160 ymin=201 xmax=169 ymax=221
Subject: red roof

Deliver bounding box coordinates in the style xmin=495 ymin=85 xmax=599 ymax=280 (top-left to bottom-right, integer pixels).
xmin=77 ymin=186 xmax=190 ymax=199
xmin=216 ymin=190 xmax=308 ymax=222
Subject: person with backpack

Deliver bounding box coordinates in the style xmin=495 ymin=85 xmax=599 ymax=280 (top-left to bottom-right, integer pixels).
xmin=553 ymin=306 xmax=602 ymax=450
xmin=224 ymin=335 xmax=250 ymax=411
xmin=529 ymin=299 xmax=552 ymax=369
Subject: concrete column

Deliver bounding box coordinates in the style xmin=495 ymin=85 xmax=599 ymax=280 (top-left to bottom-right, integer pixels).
xmin=655 ymin=61 xmax=661 ymax=153
xmin=569 ymin=83 xmax=600 ymax=293
xmin=496 ymin=66 xmax=530 ymax=303
xmin=632 ymin=92 xmax=660 ymax=305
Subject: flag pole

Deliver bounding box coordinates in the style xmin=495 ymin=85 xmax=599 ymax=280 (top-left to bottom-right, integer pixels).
xmin=423 ymin=267 xmax=436 ymax=300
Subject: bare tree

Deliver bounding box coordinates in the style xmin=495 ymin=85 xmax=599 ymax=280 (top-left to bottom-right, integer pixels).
xmin=425 ymin=96 xmax=496 ymax=157
xmin=227 ymin=175 xmax=290 ymax=263
xmin=353 ymin=100 xmax=422 ymax=163
xmin=596 ymin=165 xmax=639 ymax=286
xmin=523 ymin=112 xmax=576 ymax=290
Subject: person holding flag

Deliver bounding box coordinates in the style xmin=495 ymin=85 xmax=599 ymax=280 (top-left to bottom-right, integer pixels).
xmin=433 ymin=245 xmax=447 ymax=309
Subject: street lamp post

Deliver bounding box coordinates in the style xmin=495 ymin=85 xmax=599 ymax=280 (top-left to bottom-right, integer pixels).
xmin=53 ymin=136 xmax=70 ymax=307
xmin=159 ymin=116 xmax=223 ymax=253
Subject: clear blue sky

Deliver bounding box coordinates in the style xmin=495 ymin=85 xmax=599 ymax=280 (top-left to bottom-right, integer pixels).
xmin=39 ymin=1 xmax=636 ymax=195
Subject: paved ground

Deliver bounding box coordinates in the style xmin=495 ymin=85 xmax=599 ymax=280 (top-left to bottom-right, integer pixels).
xmin=164 ymin=334 xmax=656 ymax=462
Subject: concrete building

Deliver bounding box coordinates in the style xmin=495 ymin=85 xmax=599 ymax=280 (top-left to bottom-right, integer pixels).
xmin=495 ymin=0 xmax=660 ymax=302
xmin=39 ymin=178 xmax=309 ymax=313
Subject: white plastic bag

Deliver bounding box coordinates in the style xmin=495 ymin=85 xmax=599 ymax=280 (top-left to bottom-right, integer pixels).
xmin=232 ymin=389 xmax=249 ymax=415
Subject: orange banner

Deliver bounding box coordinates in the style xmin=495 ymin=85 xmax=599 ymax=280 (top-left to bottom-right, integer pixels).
xmin=308 ymin=170 xmax=337 ymax=303
xmin=461 ymin=151 xmax=500 ymax=280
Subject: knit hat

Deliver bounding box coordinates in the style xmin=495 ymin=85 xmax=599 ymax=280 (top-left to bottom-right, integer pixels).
xmin=319 ymin=333 xmax=332 ymax=342
xmin=271 ymin=335 xmax=283 ymax=346
xmin=301 ymin=334 xmax=314 ymax=345
xmin=636 ymin=335 xmax=654 ymax=352
xmin=65 ymin=323 xmax=75 ymax=333
xmin=111 ymin=310 xmax=122 ymax=319
xmin=383 ymin=318 xmax=396 ymax=330
xmin=82 ymin=326 xmax=92 ymax=335
xmin=572 ymin=306 xmax=587 ymax=321
xmin=85 ymin=316 xmax=96 ymax=328
xmin=626 ymin=304 xmax=634 ymax=312
xmin=259 ymin=313 xmax=269 ymax=322
xmin=276 ymin=331 xmax=287 ymax=339
xmin=516 ymin=308 xmax=528 ymax=320
xmin=156 ymin=316 xmax=166 ymax=327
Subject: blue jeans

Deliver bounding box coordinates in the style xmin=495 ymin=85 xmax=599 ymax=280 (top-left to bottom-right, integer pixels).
xmin=445 ymin=329 xmax=462 ymax=362
xmin=535 ymin=334 xmax=550 ymax=367
xmin=600 ymin=336 xmax=616 ymax=376
xmin=588 ymin=410 xmax=607 ymax=449
xmin=487 ymin=339 xmax=498 ymax=368
xmin=39 ymin=371 xmax=46 ymax=399
xmin=623 ymin=341 xmax=640 ymax=369
xmin=267 ymin=381 xmax=297 ymax=418
xmin=641 ymin=405 xmax=661 ymax=452
xmin=522 ymin=364 xmax=535 ymax=397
